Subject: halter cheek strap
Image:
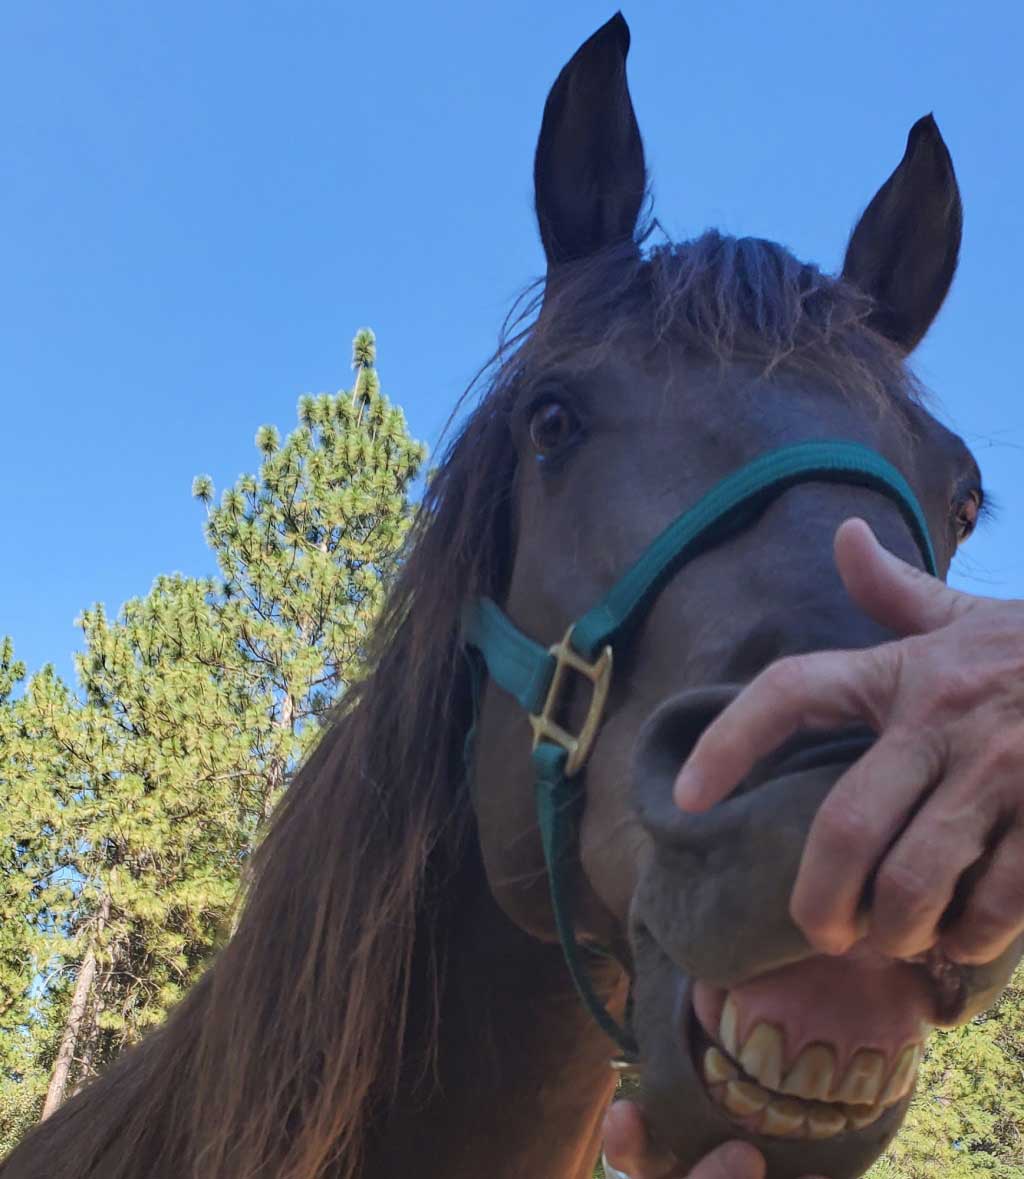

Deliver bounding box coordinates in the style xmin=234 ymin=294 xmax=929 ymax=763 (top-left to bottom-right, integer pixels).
xmin=462 ymin=441 xmax=938 ymax=1058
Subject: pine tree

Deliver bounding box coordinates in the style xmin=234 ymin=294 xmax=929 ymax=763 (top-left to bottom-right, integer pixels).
xmin=0 ymin=330 xmax=425 ymax=1132
xmin=0 ymin=644 xmax=82 ymax=1150
xmin=194 ymin=326 xmax=425 ymax=820
xmin=0 ymin=639 xmax=32 ymax=1056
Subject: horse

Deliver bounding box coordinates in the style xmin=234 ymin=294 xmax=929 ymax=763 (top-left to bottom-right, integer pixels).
xmin=4 ymin=13 xmax=1020 ymax=1179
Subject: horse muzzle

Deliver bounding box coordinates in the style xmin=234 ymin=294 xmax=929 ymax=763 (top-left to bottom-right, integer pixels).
xmin=627 ymin=684 xmax=1023 ymax=1178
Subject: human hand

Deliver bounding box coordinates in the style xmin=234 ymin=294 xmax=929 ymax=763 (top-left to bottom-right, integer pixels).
xmin=673 ymin=517 xmax=1024 ymax=965
xmin=601 ymin=1100 xmax=824 ymax=1178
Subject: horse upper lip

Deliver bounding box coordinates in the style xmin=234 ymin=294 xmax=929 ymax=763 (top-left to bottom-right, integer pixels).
xmin=743 ymin=729 xmax=876 ymax=791
xmin=745 ymin=736 xmax=971 ymax=1023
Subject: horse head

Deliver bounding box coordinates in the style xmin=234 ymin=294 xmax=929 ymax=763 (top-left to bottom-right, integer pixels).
xmin=467 ymin=15 xmax=1021 ymax=1177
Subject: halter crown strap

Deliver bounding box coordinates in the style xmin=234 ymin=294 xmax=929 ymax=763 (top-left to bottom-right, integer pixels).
xmin=462 ymin=440 xmax=938 ymax=1057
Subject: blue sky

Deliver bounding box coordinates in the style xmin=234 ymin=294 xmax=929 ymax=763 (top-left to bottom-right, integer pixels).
xmin=2 ymin=1 xmax=1021 ymax=683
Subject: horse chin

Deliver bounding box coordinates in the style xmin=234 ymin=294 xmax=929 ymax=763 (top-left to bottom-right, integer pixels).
xmin=631 ymin=937 xmax=920 ymax=1179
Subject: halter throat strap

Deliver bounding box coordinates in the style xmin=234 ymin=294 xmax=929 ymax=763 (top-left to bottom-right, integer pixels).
xmin=462 ymin=440 xmax=938 ymax=1057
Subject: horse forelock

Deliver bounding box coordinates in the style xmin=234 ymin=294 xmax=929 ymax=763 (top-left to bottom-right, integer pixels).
xmin=521 ymin=231 xmax=925 ymax=414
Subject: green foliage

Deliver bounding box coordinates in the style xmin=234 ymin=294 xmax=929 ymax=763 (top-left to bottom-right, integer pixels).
xmin=351 ymin=326 xmax=375 ymax=368
xmin=0 ymin=1057 xmax=46 ymax=1161
xmin=191 ymin=474 xmax=214 ymax=504
xmin=869 ymin=965 xmax=1024 ymax=1178
xmin=0 ymin=330 xmax=424 ymax=1139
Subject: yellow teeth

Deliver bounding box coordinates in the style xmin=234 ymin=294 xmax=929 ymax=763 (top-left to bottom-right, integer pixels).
xmin=703 ymin=1046 xmax=739 ymax=1085
xmin=704 ymin=1053 xmax=890 ymax=1139
xmin=723 ymin=1080 xmax=771 ymax=1117
xmin=739 ymin=1023 xmax=784 ymax=1091
xmin=780 ymin=1043 xmax=835 ymax=1101
xmin=881 ymin=1044 xmax=923 ymax=1105
xmin=806 ymin=1104 xmax=849 ymax=1140
xmin=844 ymin=1102 xmax=885 ymax=1131
xmin=835 ymin=1049 xmax=886 ymax=1105
xmin=716 ymin=1007 xmax=922 ymax=1107
xmin=704 ymin=999 xmax=926 ymax=1140
xmin=759 ymin=1098 xmax=807 ymax=1138
xmin=719 ymin=996 xmax=740 ymax=1057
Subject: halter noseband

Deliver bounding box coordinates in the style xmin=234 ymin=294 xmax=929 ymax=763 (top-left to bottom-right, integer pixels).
xmin=463 ymin=441 xmax=938 ymax=1059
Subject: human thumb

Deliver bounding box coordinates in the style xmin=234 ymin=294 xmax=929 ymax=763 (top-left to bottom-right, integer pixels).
xmin=834 ymin=517 xmax=975 ymax=635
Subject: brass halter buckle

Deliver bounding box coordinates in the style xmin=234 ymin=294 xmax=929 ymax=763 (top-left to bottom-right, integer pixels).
xmin=529 ymin=626 xmax=613 ymax=777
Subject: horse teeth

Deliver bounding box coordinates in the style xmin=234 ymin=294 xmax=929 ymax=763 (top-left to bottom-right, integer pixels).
xmin=710 ymin=1002 xmax=922 ymax=1131
xmin=843 ymin=1102 xmax=885 ymax=1130
xmin=703 ymin=1046 xmax=739 ymax=1085
xmin=780 ymin=1043 xmax=836 ymax=1101
xmin=880 ymin=1043 xmax=923 ymax=1105
xmin=759 ymin=1098 xmax=806 ymax=1138
xmin=806 ymin=1103 xmax=848 ymax=1139
xmin=835 ymin=1049 xmax=886 ymax=1105
xmin=723 ymin=1080 xmax=770 ymax=1117
xmin=719 ymin=996 xmax=740 ymax=1057
xmin=739 ymin=1023 xmax=784 ymax=1090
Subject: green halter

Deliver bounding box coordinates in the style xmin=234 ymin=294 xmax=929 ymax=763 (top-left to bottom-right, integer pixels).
xmin=462 ymin=440 xmax=938 ymax=1058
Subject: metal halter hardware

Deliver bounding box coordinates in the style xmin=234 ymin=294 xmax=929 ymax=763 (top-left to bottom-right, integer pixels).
xmin=462 ymin=441 xmax=939 ymax=1059
xmin=530 ymin=627 xmax=613 ymax=776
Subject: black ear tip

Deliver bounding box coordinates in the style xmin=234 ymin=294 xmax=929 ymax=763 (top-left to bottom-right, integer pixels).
xmin=592 ymin=11 xmax=631 ymax=54
xmin=908 ymin=113 xmax=942 ymax=148
xmin=905 ymin=112 xmax=955 ymax=175
xmin=609 ymin=10 xmax=630 ymax=38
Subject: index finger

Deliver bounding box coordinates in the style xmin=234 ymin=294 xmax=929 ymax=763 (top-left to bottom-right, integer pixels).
xmin=673 ymin=647 xmax=891 ymax=812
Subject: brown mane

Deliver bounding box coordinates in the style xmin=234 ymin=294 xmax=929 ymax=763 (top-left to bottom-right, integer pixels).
xmin=2 ymin=234 xmax=921 ymax=1179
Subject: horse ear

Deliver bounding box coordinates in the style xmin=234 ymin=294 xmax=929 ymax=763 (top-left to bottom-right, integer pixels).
xmin=534 ymin=13 xmax=647 ymax=269
xmin=842 ymin=115 xmax=962 ymax=353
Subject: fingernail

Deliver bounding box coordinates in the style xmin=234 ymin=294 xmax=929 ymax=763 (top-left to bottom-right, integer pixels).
xmin=673 ymin=766 xmax=706 ymax=811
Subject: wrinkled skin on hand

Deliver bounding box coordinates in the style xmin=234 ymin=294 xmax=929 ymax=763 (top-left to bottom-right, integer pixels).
xmin=675 ymin=520 xmax=1024 ymax=970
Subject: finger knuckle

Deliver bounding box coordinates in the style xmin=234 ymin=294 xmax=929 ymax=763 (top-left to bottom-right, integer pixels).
xmin=982 ymin=729 xmax=1024 ymax=777
xmin=858 ymin=644 xmax=900 ymax=713
xmin=883 ymin=723 xmax=948 ymax=781
xmin=875 ymin=860 xmax=939 ymax=919
xmin=763 ymin=657 xmax=808 ymax=709
xmin=792 ymin=907 xmax=854 ymax=955
xmin=815 ymin=794 xmax=874 ymax=848
xmin=926 ymin=663 xmax=989 ymax=714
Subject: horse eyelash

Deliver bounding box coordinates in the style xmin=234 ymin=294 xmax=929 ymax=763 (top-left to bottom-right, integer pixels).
xmin=975 ymin=488 xmax=996 ymax=526
xmin=521 ymin=385 xmax=588 ymax=424
xmin=954 ymin=485 xmax=991 ymax=545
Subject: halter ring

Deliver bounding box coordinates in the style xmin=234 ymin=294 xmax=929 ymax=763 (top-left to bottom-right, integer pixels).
xmin=529 ymin=626 xmax=613 ymax=777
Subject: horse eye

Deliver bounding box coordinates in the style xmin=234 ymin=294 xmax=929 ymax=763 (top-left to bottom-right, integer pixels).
xmin=955 ymin=491 xmax=981 ymax=544
xmin=528 ymin=400 xmax=577 ymax=456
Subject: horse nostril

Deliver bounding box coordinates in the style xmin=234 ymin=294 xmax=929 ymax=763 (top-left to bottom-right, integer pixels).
xmin=631 ymin=684 xmax=743 ymax=834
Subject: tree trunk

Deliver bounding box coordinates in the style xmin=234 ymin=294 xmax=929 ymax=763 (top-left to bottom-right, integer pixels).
xmin=261 ymin=691 xmax=295 ymax=826
xmin=40 ymin=892 xmax=111 ymax=1121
